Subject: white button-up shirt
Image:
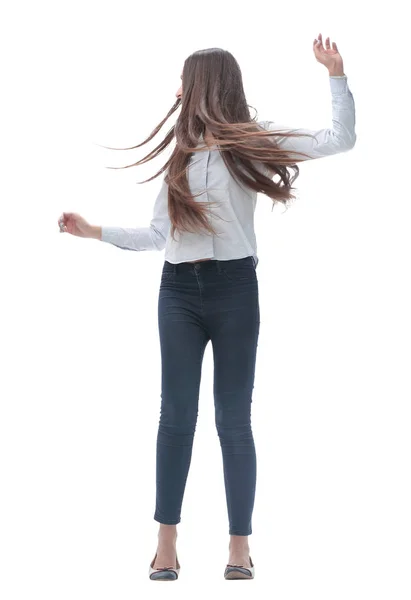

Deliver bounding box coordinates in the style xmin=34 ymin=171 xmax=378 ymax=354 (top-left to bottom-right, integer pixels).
xmin=101 ymin=76 xmax=356 ymax=267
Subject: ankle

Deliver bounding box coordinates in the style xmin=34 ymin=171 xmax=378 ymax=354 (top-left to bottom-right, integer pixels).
xmin=229 ymin=535 xmax=250 ymax=552
xmin=229 ymin=534 xmax=249 ymax=543
xmin=229 ymin=548 xmax=250 ymax=558
xmin=157 ymin=524 xmax=178 ymax=544
xmin=157 ymin=538 xmax=177 ymax=549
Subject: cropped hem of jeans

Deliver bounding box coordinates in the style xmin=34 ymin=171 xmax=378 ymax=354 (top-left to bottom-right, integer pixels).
xmin=229 ymin=528 xmax=252 ymax=536
xmin=154 ymin=513 xmax=181 ymax=526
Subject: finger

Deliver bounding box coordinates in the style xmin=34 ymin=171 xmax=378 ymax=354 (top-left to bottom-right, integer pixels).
xmin=325 ymin=36 xmax=330 ymax=49
xmin=313 ymin=39 xmax=322 ymax=53
xmin=332 ymin=41 xmax=338 ymax=51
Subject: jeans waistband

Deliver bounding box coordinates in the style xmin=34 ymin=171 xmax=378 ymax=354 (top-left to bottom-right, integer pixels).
xmin=164 ymin=256 xmax=255 ymax=274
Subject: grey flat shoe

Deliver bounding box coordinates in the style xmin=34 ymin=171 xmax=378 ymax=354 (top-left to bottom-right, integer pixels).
xmin=149 ymin=553 xmax=180 ymax=581
xmin=224 ymin=556 xmax=254 ymax=580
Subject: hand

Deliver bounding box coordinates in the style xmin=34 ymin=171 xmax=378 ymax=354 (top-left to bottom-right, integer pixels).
xmin=313 ymin=32 xmax=344 ymax=75
xmin=57 ymin=212 xmax=95 ymax=238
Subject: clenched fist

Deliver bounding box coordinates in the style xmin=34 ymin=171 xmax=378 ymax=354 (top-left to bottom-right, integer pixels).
xmin=57 ymin=212 xmax=100 ymax=239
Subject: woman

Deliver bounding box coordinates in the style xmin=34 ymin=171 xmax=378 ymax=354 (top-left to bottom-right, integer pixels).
xmin=57 ymin=33 xmax=356 ymax=581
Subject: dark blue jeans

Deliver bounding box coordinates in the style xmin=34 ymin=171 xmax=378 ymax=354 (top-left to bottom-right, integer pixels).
xmin=154 ymin=256 xmax=260 ymax=536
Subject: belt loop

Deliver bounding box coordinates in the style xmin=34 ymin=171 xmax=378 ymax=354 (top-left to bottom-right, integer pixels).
xmin=173 ymin=263 xmax=177 ymax=275
xmin=216 ymin=260 xmax=222 ymax=274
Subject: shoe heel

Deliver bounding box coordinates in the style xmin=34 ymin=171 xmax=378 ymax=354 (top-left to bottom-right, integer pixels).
xmin=149 ymin=553 xmax=180 ymax=581
xmin=224 ymin=556 xmax=254 ymax=580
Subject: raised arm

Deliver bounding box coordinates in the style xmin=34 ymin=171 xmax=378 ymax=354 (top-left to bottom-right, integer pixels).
xmin=100 ymin=176 xmax=171 ymax=251
xmin=260 ymin=33 xmax=356 ymax=161
xmin=260 ymin=75 xmax=356 ymax=160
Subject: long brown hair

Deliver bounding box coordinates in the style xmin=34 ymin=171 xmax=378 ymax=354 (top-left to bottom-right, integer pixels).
xmin=100 ymin=48 xmax=315 ymax=241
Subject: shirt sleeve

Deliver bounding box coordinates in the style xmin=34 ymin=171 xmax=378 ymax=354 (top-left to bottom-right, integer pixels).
xmin=100 ymin=176 xmax=171 ymax=251
xmin=260 ymin=75 xmax=356 ymax=161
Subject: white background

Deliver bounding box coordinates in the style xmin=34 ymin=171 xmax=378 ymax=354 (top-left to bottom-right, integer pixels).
xmin=1 ymin=0 xmax=410 ymax=598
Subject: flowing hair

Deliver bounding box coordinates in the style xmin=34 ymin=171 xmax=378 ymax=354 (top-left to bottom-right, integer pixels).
xmin=99 ymin=48 xmax=315 ymax=241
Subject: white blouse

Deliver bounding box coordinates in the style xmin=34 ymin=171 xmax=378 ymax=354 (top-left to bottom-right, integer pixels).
xmin=101 ymin=75 xmax=356 ymax=267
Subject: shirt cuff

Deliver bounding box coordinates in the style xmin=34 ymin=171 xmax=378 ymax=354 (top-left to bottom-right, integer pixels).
xmin=101 ymin=226 xmax=122 ymax=244
xmin=329 ymin=75 xmax=349 ymax=94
